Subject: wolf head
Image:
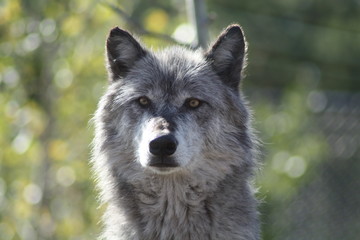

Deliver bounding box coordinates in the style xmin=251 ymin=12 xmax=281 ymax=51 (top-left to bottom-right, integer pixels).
xmin=94 ymin=25 xmax=254 ymax=180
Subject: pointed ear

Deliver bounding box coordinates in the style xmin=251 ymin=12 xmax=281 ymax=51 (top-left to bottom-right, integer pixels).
xmin=205 ymin=24 xmax=247 ymax=90
xmin=106 ymin=27 xmax=147 ymax=81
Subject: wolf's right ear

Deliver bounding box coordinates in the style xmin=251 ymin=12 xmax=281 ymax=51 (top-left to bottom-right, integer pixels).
xmin=106 ymin=27 xmax=147 ymax=81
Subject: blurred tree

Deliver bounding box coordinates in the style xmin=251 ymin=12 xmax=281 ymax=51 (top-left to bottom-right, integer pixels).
xmin=207 ymin=0 xmax=360 ymax=91
xmin=0 ymin=0 xmax=119 ymax=239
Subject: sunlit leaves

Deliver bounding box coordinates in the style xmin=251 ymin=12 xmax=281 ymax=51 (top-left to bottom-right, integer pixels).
xmin=0 ymin=0 xmax=21 ymax=24
xmin=62 ymin=15 xmax=84 ymax=37
xmin=48 ymin=140 xmax=69 ymax=161
xmin=144 ymin=8 xmax=169 ymax=33
xmin=254 ymin=86 xmax=328 ymax=196
xmin=0 ymin=0 xmax=106 ymax=239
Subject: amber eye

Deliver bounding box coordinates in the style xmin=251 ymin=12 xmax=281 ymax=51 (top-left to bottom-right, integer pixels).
xmin=138 ymin=96 xmax=150 ymax=107
xmin=186 ymin=98 xmax=201 ymax=109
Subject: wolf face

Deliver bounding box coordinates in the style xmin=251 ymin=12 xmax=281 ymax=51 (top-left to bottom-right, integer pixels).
xmin=95 ymin=25 xmax=252 ymax=178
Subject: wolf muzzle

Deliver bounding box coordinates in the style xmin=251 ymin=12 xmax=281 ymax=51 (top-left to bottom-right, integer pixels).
xmin=148 ymin=134 xmax=178 ymax=168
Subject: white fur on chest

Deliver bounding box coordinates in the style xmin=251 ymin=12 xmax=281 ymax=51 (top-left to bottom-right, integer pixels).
xmin=131 ymin=174 xmax=214 ymax=240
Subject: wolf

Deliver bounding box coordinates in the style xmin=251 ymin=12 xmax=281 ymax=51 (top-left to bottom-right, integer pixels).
xmin=91 ymin=24 xmax=260 ymax=240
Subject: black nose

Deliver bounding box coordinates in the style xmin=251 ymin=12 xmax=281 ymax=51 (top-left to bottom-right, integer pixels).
xmin=149 ymin=134 xmax=178 ymax=156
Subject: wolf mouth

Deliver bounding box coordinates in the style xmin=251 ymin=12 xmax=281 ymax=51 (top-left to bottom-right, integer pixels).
xmin=148 ymin=156 xmax=179 ymax=168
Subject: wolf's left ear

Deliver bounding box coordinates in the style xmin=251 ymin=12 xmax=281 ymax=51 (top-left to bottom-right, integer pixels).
xmin=205 ymin=25 xmax=247 ymax=90
xmin=106 ymin=27 xmax=147 ymax=81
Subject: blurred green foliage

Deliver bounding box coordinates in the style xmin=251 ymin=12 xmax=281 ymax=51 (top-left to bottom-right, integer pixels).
xmin=0 ymin=0 xmax=359 ymax=239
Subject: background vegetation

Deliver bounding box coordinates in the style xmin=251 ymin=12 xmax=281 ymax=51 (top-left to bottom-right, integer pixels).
xmin=1 ymin=0 xmax=359 ymax=239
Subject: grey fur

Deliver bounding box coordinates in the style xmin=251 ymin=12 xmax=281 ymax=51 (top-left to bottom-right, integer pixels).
xmin=91 ymin=24 xmax=260 ymax=240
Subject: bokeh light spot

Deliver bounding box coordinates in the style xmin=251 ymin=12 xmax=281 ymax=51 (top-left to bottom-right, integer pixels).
xmin=23 ymin=183 xmax=43 ymax=205
xmin=56 ymin=166 xmax=76 ymax=187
